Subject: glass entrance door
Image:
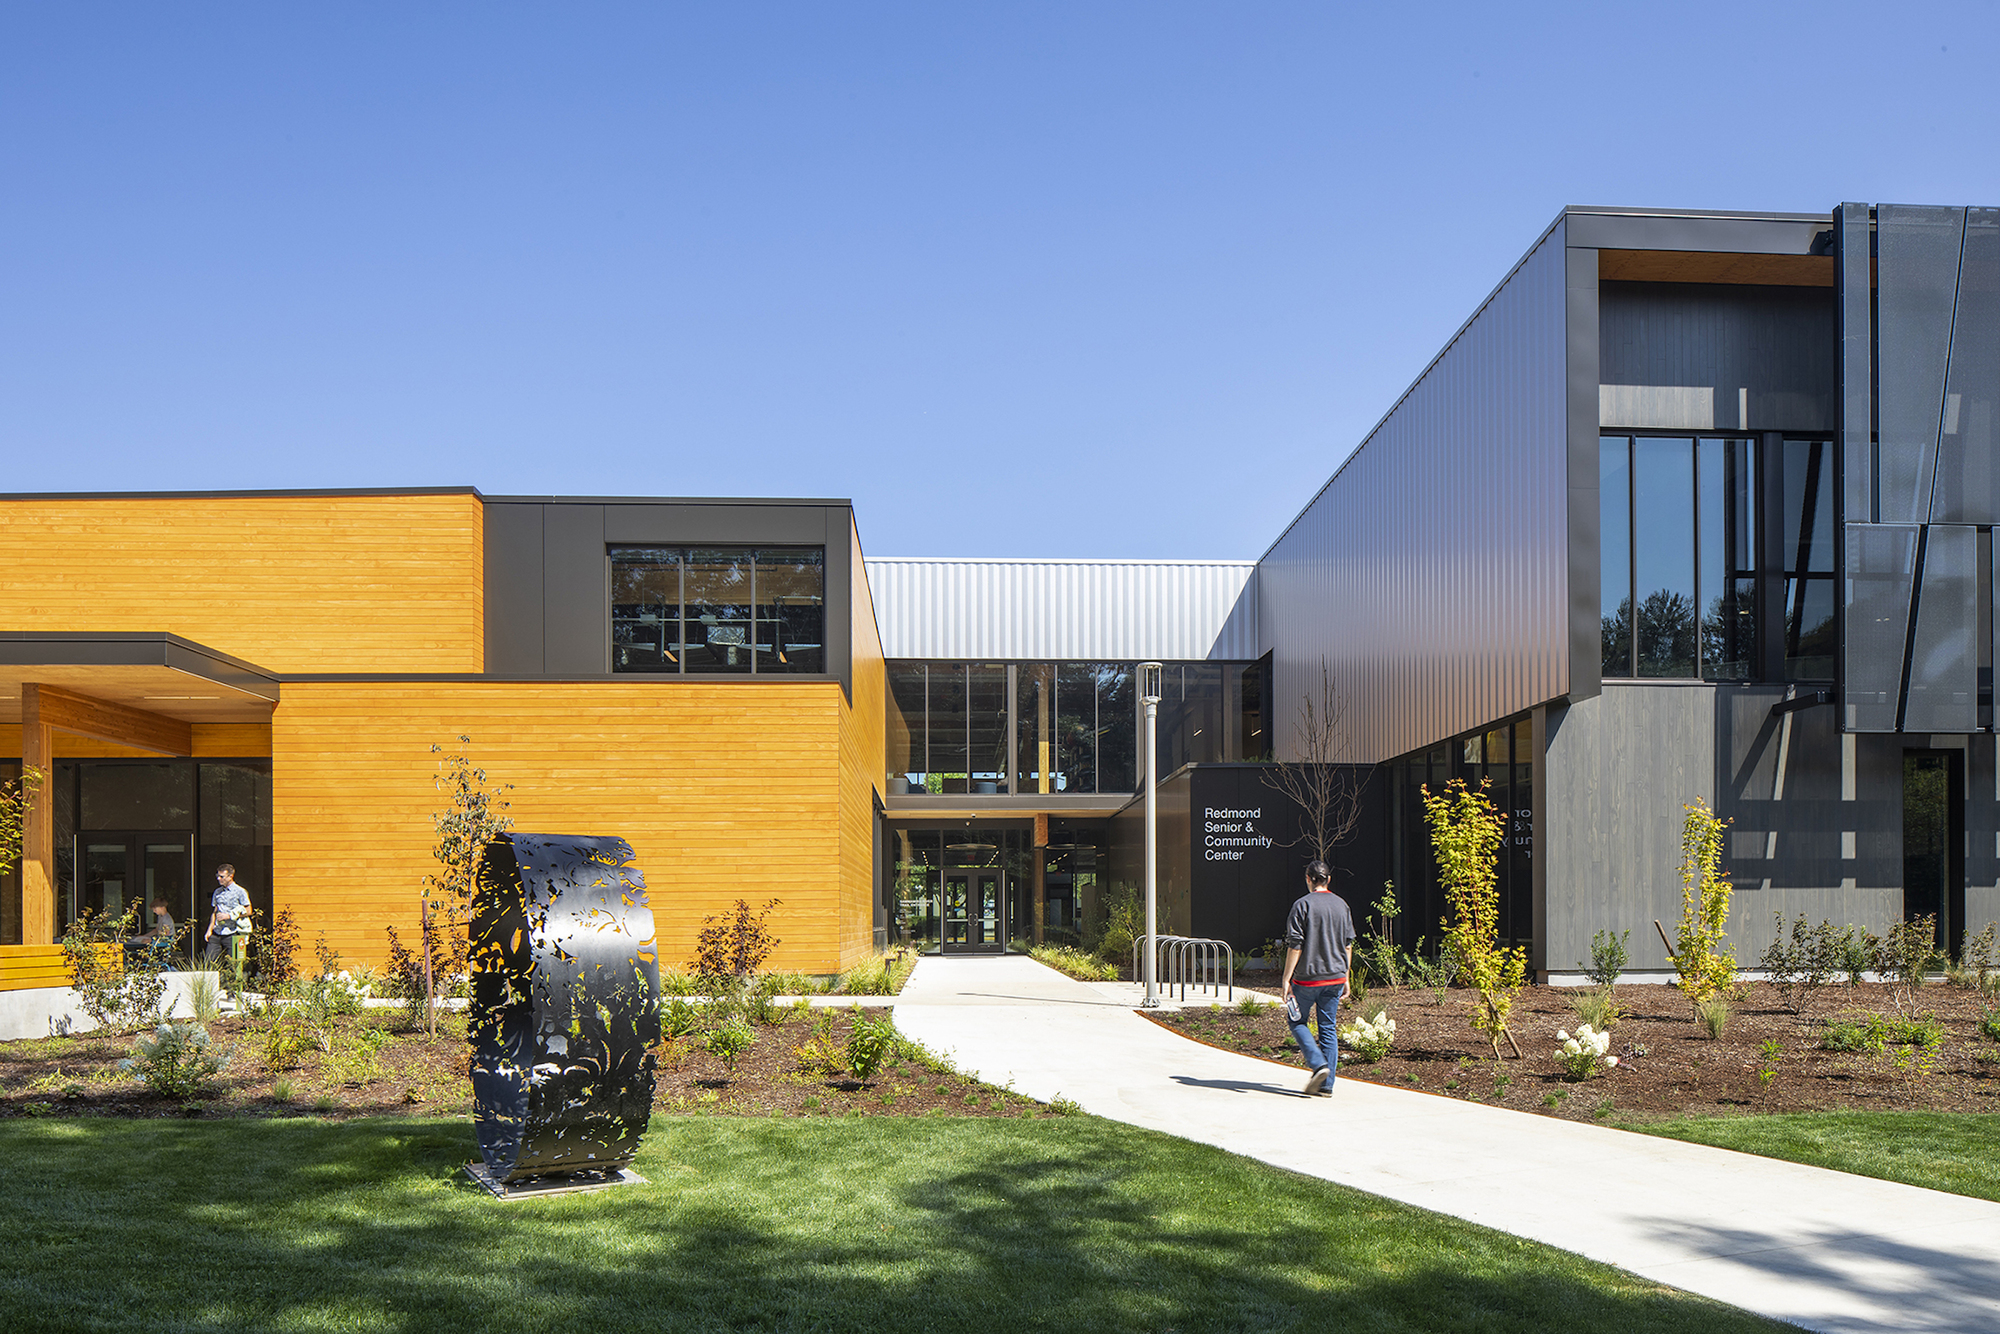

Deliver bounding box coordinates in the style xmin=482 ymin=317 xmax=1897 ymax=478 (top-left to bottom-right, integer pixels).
xmin=941 ymin=869 xmax=1003 ymax=953
xmin=73 ymin=832 xmax=195 ymax=957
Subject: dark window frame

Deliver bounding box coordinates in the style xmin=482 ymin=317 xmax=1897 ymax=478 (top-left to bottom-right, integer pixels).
xmin=609 ymin=544 xmax=827 ymax=676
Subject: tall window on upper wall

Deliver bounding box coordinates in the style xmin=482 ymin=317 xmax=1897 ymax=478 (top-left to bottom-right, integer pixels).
xmin=1601 ymin=436 xmax=1757 ymax=680
xmin=1601 ymin=435 xmax=1835 ymax=683
xmin=610 ymin=545 xmax=825 ymax=674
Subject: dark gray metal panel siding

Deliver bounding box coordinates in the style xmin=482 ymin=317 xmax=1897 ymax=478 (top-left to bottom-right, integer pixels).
xmin=602 ymin=504 xmax=831 ymax=544
xmin=483 ymin=503 xmax=546 ymax=675
xmin=1838 ymin=203 xmax=1874 ymax=523
xmin=1875 ymin=205 xmax=1964 ymax=525
xmin=1904 ymin=524 xmax=1980 ymax=732
xmin=1567 ymin=247 xmax=1602 ymax=704
xmin=1844 ymin=524 xmax=1919 ymax=732
xmin=542 ymin=505 xmax=607 ymax=675
xmin=1542 ymin=683 xmax=1901 ymax=975
xmin=1932 ymin=209 xmax=2000 ymax=524
xmin=1259 ymin=223 xmax=1569 ymax=764
xmin=1597 ymin=283 xmax=1838 ymax=432
xmin=1541 ymin=685 xmax=1717 ymax=972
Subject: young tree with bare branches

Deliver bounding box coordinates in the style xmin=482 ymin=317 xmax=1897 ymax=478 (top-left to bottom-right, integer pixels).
xmin=1260 ymin=658 xmax=1364 ymax=865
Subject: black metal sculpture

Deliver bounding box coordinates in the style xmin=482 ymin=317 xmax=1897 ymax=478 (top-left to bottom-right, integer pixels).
xmin=469 ymin=833 xmax=660 ymax=1186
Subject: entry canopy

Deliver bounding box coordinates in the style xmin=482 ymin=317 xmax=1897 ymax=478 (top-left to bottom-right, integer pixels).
xmin=0 ymin=632 xmax=280 ymax=731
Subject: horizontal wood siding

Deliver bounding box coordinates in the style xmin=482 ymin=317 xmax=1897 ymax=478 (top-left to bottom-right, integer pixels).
xmin=840 ymin=518 xmax=887 ymax=965
xmin=272 ymin=681 xmax=854 ymax=972
xmin=0 ymin=495 xmax=484 ymax=673
xmin=0 ymin=944 xmax=112 ymax=992
xmin=0 ymin=723 xmax=272 ymax=759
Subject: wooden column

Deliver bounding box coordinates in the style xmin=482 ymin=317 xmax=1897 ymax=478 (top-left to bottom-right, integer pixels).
xmin=20 ymin=685 xmax=55 ymax=946
xmin=1031 ymin=812 xmax=1047 ymax=946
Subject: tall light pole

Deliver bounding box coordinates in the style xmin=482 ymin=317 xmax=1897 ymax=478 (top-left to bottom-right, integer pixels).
xmin=1139 ymin=661 xmax=1162 ymax=1008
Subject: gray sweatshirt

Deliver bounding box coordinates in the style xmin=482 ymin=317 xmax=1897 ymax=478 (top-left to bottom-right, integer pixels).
xmin=1283 ymin=890 xmax=1356 ymax=984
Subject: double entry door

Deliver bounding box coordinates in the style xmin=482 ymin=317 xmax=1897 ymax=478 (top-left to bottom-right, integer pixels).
xmin=75 ymin=831 xmax=196 ymax=956
xmin=941 ymin=869 xmax=1004 ymax=953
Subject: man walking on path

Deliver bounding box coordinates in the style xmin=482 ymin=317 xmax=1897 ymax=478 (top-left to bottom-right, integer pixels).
xmin=1281 ymin=859 xmax=1355 ymax=1097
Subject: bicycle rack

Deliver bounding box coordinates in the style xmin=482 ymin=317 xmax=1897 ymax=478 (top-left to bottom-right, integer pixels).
xmin=1131 ymin=934 xmax=1234 ymax=1002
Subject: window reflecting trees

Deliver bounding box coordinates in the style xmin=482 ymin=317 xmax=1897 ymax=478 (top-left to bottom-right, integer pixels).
xmin=1600 ymin=436 xmax=1828 ymax=682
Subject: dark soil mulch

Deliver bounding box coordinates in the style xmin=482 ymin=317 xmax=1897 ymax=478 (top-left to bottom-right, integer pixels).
xmin=0 ymin=1005 xmax=1055 ymax=1122
xmin=1150 ymin=980 xmax=2000 ymax=1122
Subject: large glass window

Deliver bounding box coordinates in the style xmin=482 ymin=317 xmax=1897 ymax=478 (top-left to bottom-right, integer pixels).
xmin=610 ymin=545 xmax=824 ymax=675
xmin=1602 ymin=435 xmax=1820 ymax=682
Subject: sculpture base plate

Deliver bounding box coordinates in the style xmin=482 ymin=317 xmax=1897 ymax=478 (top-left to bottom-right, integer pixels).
xmin=463 ymin=1162 xmax=648 ymax=1201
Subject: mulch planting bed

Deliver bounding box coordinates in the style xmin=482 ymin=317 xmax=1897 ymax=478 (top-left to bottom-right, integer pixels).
xmin=0 ymin=1005 xmax=1056 ymax=1122
xmin=1151 ymin=980 xmax=2000 ymax=1121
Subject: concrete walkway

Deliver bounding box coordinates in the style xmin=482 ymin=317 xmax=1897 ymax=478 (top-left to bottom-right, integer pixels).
xmin=893 ymin=955 xmax=2000 ymax=1334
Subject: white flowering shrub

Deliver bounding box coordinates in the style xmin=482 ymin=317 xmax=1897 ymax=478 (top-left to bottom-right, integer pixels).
xmin=1555 ymin=1024 xmax=1617 ymax=1081
xmin=1338 ymin=1011 xmax=1397 ymax=1063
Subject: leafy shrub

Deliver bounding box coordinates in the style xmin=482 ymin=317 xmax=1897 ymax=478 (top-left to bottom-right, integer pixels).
xmin=1564 ymin=986 xmax=1622 ymax=1030
xmin=747 ymin=977 xmax=789 ymax=1027
xmin=1839 ymin=927 xmax=1876 ymax=986
xmin=1555 ymin=1025 xmax=1614 ymax=1081
xmin=844 ymin=1009 xmax=897 ymax=1084
xmin=259 ymin=1016 xmax=313 ymax=1071
xmin=61 ymin=905 xmax=169 ymax=1032
xmin=693 ymin=899 xmax=782 ymax=979
xmin=1886 ymin=1013 xmax=1944 ymax=1050
xmin=1758 ymin=914 xmax=1844 ymax=1016
xmin=1694 ymin=994 xmax=1731 ymax=1040
xmin=1957 ymin=921 xmax=1997 ymax=986
xmin=1979 ymin=1008 xmax=2000 ymax=1043
xmin=1583 ymin=929 xmax=1629 ymax=988
xmin=702 ymin=1018 xmax=756 ymax=1075
xmin=1675 ymin=799 xmax=1737 ymax=1011
xmin=120 ymin=1022 xmax=228 ymax=1098
xmin=1092 ymin=882 xmax=1139 ymax=965
xmin=1820 ymin=1012 xmax=1890 ymax=1053
xmin=1423 ymin=778 xmax=1525 ymax=1058
xmin=1876 ymin=915 xmax=1941 ymax=992
xmin=1046 ymin=1095 xmax=1083 ymax=1117
xmin=1337 ymin=1011 xmax=1396 ymax=1063
xmin=658 ymin=967 xmax=700 ymax=997
xmin=1029 ymin=944 xmax=1118 ymax=982
xmin=259 ymin=906 xmax=302 ymax=991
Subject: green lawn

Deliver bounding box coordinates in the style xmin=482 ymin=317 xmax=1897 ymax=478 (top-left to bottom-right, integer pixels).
xmin=0 ymin=1114 xmax=1784 ymax=1334
xmin=1623 ymin=1111 xmax=2000 ymax=1203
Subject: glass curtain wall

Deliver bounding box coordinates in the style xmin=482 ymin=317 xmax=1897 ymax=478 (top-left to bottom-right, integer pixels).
xmin=611 ymin=545 xmax=825 ymax=675
xmin=41 ymin=759 xmax=273 ymax=955
xmin=1601 ymin=435 xmax=1827 ymax=682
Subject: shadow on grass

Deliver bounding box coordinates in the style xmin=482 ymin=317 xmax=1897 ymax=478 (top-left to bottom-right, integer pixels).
xmin=0 ymin=1115 xmax=1793 ymax=1334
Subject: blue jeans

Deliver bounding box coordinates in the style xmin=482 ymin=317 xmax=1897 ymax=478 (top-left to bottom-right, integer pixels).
xmin=1288 ymin=985 xmax=1343 ymax=1081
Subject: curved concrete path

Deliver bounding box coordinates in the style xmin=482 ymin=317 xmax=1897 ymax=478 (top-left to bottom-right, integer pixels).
xmin=893 ymin=955 xmax=2000 ymax=1334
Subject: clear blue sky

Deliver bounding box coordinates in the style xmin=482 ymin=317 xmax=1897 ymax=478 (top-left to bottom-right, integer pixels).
xmin=4 ymin=4 xmax=1996 ymax=558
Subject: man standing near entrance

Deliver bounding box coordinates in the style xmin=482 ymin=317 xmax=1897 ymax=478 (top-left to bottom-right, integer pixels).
xmin=1281 ymin=860 xmax=1355 ymax=1097
xmin=204 ymin=863 xmax=252 ymax=967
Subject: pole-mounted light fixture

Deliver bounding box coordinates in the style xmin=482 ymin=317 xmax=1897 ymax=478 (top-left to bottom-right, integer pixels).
xmin=1138 ymin=661 xmax=1163 ymax=1008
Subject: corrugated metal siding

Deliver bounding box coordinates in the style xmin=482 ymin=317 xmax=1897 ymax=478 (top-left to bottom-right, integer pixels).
xmin=865 ymin=558 xmax=1258 ymax=661
xmin=1259 ymin=223 xmax=1571 ymax=764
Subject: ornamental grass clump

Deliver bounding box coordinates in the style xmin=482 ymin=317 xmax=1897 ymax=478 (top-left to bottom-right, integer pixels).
xmin=1337 ymin=1011 xmax=1396 ymax=1063
xmin=1554 ymin=1025 xmax=1615 ymax=1081
xmin=1422 ymin=778 xmax=1525 ymax=1058
xmin=1675 ymin=798 xmax=1736 ymax=1015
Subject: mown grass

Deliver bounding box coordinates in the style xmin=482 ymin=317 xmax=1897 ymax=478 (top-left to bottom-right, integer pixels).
xmin=1623 ymin=1111 xmax=2000 ymax=1202
xmin=0 ymin=1114 xmax=1784 ymax=1333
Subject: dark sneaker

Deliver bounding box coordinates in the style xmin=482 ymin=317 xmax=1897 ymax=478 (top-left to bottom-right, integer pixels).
xmin=1304 ymin=1067 xmax=1329 ymax=1097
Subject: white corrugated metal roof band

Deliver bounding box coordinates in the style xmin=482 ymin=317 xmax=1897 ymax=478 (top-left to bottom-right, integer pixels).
xmin=866 ymin=557 xmax=1259 ymax=661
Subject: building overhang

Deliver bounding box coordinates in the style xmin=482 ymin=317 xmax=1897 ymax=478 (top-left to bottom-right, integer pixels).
xmin=0 ymin=632 xmax=281 ymax=730
xmin=884 ymin=792 xmax=1136 ymax=821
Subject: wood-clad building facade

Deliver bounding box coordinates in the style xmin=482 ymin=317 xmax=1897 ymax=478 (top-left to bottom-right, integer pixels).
xmin=0 ymin=490 xmax=886 ymax=978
